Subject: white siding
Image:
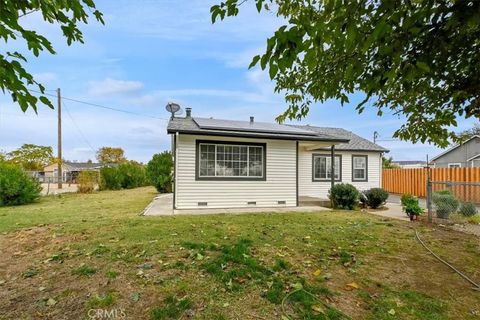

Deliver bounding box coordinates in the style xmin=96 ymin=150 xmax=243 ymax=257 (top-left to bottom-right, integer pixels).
xmin=298 ymin=148 xmax=381 ymax=199
xmin=175 ymin=134 xmax=297 ymax=209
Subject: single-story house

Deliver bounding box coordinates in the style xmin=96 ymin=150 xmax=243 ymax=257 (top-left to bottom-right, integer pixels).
xmin=43 ymin=161 xmax=102 ymax=183
xmin=167 ymin=108 xmax=388 ymax=210
xmin=392 ymin=160 xmax=427 ymax=169
xmin=431 ymin=135 xmax=480 ymax=168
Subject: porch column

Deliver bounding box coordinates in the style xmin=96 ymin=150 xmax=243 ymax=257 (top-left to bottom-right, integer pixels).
xmin=330 ymin=145 xmax=335 ymax=189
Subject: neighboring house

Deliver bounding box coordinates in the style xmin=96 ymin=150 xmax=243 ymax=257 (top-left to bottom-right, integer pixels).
xmin=431 ymin=135 xmax=480 ymax=168
xmin=167 ymin=108 xmax=388 ymax=210
xmin=392 ymin=160 xmax=427 ymax=169
xmin=43 ymin=161 xmax=102 ymax=183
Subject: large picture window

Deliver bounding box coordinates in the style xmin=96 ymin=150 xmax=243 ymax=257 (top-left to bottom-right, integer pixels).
xmin=352 ymin=155 xmax=368 ymax=181
xmin=313 ymin=154 xmax=341 ymax=181
xmin=196 ymin=141 xmax=266 ymax=180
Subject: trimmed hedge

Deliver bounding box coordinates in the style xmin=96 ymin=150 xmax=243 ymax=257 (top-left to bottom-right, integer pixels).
xmin=328 ymin=183 xmax=360 ymax=210
xmin=100 ymin=162 xmax=147 ymax=190
xmin=363 ymin=188 xmax=389 ymax=209
xmin=0 ymin=163 xmax=42 ymax=206
xmin=146 ymin=152 xmax=173 ymax=193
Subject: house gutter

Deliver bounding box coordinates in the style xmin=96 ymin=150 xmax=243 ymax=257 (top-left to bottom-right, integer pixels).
xmin=173 ymin=132 xmax=178 ymax=211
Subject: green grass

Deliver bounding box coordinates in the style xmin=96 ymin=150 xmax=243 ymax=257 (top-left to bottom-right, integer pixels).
xmin=0 ymin=187 xmax=479 ymax=319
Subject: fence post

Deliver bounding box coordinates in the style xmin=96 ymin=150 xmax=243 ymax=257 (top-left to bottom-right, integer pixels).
xmin=426 ymin=166 xmax=433 ymax=223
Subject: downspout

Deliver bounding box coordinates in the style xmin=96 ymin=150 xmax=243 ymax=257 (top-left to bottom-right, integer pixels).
xmin=330 ymin=145 xmax=335 ymax=190
xmin=296 ymin=141 xmax=299 ymax=207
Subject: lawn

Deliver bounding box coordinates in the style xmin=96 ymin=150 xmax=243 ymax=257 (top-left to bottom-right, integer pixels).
xmin=0 ymin=187 xmax=479 ymax=320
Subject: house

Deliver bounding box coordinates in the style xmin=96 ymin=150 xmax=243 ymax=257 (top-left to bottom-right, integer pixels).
xmin=431 ymin=135 xmax=480 ymax=168
xmin=392 ymin=160 xmax=427 ymax=169
xmin=167 ymin=108 xmax=388 ymax=210
xmin=43 ymin=161 xmax=102 ymax=183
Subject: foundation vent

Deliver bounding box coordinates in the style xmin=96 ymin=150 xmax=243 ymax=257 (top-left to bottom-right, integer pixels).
xmin=198 ymin=202 xmax=208 ymax=207
xmin=247 ymin=201 xmax=256 ymax=205
xmin=277 ymin=200 xmax=286 ymax=205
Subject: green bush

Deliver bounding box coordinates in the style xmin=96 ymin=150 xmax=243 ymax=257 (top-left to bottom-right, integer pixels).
xmin=146 ymin=152 xmax=173 ymax=193
xmin=400 ymin=193 xmax=417 ymax=207
xmin=459 ymin=202 xmax=478 ymax=217
xmin=118 ymin=161 xmax=147 ymax=189
xmin=328 ymin=183 xmax=360 ymax=210
xmin=400 ymin=193 xmax=422 ymax=217
xmin=363 ymin=188 xmax=389 ymax=209
xmin=432 ymin=189 xmax=459 ymax=219
xmin=0 ymin=163 xmax=42 ymax=206
xmin=77 ymin=170 xmax=98 ymax=193
xmin=99 ymin=167 xmax=122 ymax=190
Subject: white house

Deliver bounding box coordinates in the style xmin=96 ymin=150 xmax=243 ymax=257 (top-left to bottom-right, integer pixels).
xmin=168 ymin=108 xmax=388 ymax=210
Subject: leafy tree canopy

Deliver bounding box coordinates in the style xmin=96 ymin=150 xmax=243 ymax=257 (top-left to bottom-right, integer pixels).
xmin=455 ymin=123 xmax=480 ymax=141
xmin=96 ymin=147 xmax=126 ymax=164
xmin=382 ymin=156 xmax=399 ymax=169
xmin=211 ymin=0 xmax=480 ymax=147
xmin=7 ymin=144 xmax=54 ymax=170
xmin=1 ymin=0 xmax=103 ymax=112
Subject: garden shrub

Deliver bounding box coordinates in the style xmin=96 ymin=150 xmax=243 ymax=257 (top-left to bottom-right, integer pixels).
xmin=328 ymin=183 xmax=360 ymax=210
xmin=117 ymin=161 xmax=147 ymax=189
xmin=0 ymin=162 xmax=42 ymax=206
xmin=400 ymin=193 xmax=417 ymax=208
xmin=459 ymin=202 xmax=478 ymax=217
xmin=146 ymin=152 xmax=173 ymax=193
xmin=99 ymin=167 xmax=122 ymax=190
xmin=77 ymin=170 xmax=98 ymax=193
xmin=363 ymin=188 xmax=389 ymax=209
xmin=432 ymin=189 xmax=459 ymax=219
xmin=400 ymin=193 xmax=422 ymax=217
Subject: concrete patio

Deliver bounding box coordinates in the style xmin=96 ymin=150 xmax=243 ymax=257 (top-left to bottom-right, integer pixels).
xmin=142 ymin=194 xmax=331 ymax=216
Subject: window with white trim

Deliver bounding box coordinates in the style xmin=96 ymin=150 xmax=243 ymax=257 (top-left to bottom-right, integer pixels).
xmin=352 ymin=155 xmax=368 ymax=181
xmin=473 ymin=159 xmax=480 ymax=168
xmin=198 ymin=143 xmax=264 ymax=178
xmin=313 ymin=155 xmax=341 ymax=181
xmin=448 ymin=163 xmax=461 ymax=168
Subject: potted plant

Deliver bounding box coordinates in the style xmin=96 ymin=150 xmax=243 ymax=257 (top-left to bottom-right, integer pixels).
xmin=401 ymin=194 xmax=423 ymax=221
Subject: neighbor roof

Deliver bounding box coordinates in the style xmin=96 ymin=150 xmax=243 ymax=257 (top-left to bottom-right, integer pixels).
xmin=167 ymin=116 xmax=388 ymax=152
xmin=64 ymin=162 xmax=102 ymax=170
xmin=167 ymin=117 xmax=349 ymax=143
xmin=431 ymin=135 xmax=480 ymax=161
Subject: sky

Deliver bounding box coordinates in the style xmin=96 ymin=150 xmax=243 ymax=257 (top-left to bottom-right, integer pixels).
xmin=0 ymin=0 xmax=477 ymax=163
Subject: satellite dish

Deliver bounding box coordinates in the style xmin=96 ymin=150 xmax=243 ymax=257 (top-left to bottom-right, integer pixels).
xmin=165 ymin=102 xmax=181 ymax=118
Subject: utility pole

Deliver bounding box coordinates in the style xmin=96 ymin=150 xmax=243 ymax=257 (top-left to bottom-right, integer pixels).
xmin=57 ymin=88 xmax=62 ymax=189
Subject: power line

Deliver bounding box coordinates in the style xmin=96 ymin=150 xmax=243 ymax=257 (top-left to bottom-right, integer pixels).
xmin=30 ymin=89 xmax=169 ymax=121
xmin=62 ymin=98 xmax=97 ymax=154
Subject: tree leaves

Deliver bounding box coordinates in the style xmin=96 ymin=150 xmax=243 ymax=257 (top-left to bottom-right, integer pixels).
xmin=210 ymin=0 xmax=480 ymax=147
xmin=1 ymin=0 xmax=104 ymax=112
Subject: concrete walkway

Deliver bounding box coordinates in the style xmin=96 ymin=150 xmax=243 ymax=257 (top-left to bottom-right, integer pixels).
xmin=142 ymin=193 xmax=330 ymax=216
xmin=367 ymin=202 xmax=409 ymax=221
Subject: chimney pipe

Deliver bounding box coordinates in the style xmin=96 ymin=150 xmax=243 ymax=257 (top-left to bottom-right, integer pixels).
xmin=186 ymin=107 xmax=192 ymax=118
xmin=250 ymin=116 xmax=254 ymax=124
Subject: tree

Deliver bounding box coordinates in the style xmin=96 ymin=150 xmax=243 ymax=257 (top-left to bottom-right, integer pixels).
xmin=1 ymin=1 xmax=103 ymax=112
xmin=96 ymin=147 xmax=126 ymax=164
xmin=211 ymin=0 xmax=480 ymax=147
xmin=7 ymin=144 xmax=54 ymax=170
xmin=382 ymin=156 xmax=399 ymax=169
xmin=146 ymin=152 xmax=173 ymax=193
xmin=455 ymin=123 xmax=480 ymax=141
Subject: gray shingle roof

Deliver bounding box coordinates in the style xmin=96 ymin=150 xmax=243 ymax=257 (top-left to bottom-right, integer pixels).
xmin=167 ymin=116 xmax=388 ymax=152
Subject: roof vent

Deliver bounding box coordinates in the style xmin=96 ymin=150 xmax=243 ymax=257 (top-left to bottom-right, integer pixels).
xmin=250 ymin=116 xmax=254 ymax=124
xmin=186 ymin=107 xmax=192 ymax=118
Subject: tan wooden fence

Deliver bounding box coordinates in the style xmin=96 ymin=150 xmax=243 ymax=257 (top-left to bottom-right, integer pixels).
xmin=382 ymin=168 xmax=480 ymax=200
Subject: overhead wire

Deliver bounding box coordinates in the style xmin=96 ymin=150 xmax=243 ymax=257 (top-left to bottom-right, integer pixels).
xmin=62 ymin=98 xmax=97 ymax=154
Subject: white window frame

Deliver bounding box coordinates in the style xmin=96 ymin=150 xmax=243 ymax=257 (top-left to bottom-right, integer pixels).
xmin=312 ymin=154 xmax=341 ymax=181
xmin=352 ymin=155 xmax=368 ymax=181
xmin=196 ymin=142 xmax=265 ymax=180
xmin=448 ymin=163 xmax=461 ymax=168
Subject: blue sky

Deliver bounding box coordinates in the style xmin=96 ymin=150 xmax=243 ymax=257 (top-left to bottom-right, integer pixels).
xmin=0 ymin=0 xmax=476 ymax=163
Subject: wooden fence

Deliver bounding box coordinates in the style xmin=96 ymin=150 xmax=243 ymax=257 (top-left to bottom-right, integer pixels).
xmin=382 ymin=168 xmax=480 ymax=200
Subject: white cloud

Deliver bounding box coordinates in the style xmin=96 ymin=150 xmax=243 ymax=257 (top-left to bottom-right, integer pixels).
xmin=88 ymin=78 xmax=144 ymax=96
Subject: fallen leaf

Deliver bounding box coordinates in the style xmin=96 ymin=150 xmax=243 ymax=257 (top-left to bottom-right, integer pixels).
xmin=388 ymin=309 xmax=396 ymax=315
xmin=46 ymin=298 xmax=57 ymax=306
xmin=312 ymin=305 xmax=325 ymax=313
xmin=313 ymin=269 xmax=322 ymax=277
xmin=345 ymin=282 xmax=359 ymax=290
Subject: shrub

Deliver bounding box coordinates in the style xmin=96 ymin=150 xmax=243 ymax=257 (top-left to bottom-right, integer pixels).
xmin=146 ymin=152 xmax=173 ymax=193
xmin=328 ymin=183 xmax=360 ymax=210
xmin=400 ymin=193 xmax=417 ymax=208
xmin=118 ymin=161 xmax=147 ymax=189
xmin=432 ymin=189 xmax=459 ymax=219
xmin=77 ymin=170 xmax=98 ymax=193
xmin=405 ymin=202 xmax=423 ymax=216
xmin=0 ymin=162 xmax=42 ymax=206
xmin=99 ymin=167 xmax=122 ymax=190
xmin=459 ymin=202 xmax=478 ymax=217
xmin=363 ymin=188 xmax=389 ymax=209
